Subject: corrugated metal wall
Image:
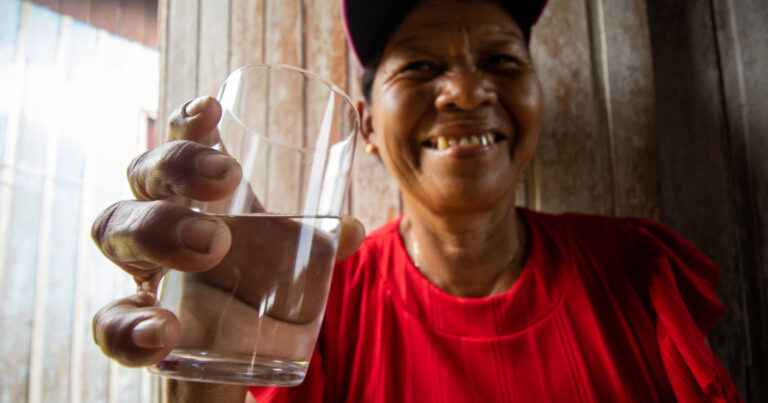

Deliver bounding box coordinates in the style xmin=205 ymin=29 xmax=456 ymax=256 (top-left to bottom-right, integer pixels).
xmin=0 ymin=1 xmax=159 ymax=402
xmin=157 ymin=0 xmax=767 ymax=400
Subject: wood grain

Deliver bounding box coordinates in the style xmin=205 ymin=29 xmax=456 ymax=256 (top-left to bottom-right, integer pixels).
xmin=587 ymin=0 xmax=659 ymax=219
xmin=263 ymin=0 xmax=304 ymax=212
xmin=529 ymin=0 xmax=614 ymax=216
xmin=197 ymin=0 xmax=230 ymax=97
xmin=117 ymin=0 xmax=146 ymax=45
xmin=228 ymin=0 xmax=265 ymax=69
xmin=89 ymin=0 xmax=118 ymax=33
xmin=711 ymin=0 xmax=768 ymax=400
xmin=158 ymin=0 xmax=198 ymax=141
xmin=60 ymin=0 xmax=90 ymax=23
xmin=646 ymin=0 xmax=750 ymax=396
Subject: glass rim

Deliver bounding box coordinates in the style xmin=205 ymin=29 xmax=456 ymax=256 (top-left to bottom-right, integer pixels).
xmin=217 ymin=63 xmax=360 ymax=151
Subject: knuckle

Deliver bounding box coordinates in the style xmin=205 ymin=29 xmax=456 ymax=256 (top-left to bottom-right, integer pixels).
xmin=167 ymin=104 xmax=188 ymax=141
xmin=128 ymin=141 xmax=204 ymax=200
xmin=154 ymin=141 xmax=200 ymax=195
xmin=91 ymin=202 xmax=122 ymax=250
xmin=92 ymin=199 xmax=180 ymax=264
xmin=127 ymin=151 xmax=153 ymax=200
xmin=130 ymin=200 xmax=193 ymax=262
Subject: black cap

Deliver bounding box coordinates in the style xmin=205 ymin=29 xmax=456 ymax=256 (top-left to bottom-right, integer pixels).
xmin=342 ymin=0 xmax=548 ymax=67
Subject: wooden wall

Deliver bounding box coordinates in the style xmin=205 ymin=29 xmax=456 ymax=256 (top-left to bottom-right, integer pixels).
xmin=0 ymin=1 xmax=159 ymax=402
xmin=159 ymin=0 xmax=767 ymax=401
xmin=27 ymin=0 xmax=158 ymax=48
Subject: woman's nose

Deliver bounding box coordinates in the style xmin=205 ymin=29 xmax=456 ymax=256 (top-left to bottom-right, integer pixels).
xmin=434 ymin=70 xmax=498 ymax=110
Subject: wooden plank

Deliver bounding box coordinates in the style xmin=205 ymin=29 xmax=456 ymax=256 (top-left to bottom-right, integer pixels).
xmin=155 ymin=0 xmax=167 ymax=145
xmin=198 ymin=0 xmax=230 ymax=97
xmin=70 ymin=28 xmax=138 ymax=403
xmin=733 ymin=2 xmax=768 ymax=397
xmin=28 ymin=14 xmax=71 ymax=403
xmin=39 ymin=138 xmax=85 ymax=403
xmin=304 ymin=0 xmax=346 ymax=91
xmin=222 ymin=0 xmax=269 ymax=216
xmin=30 ymin=0 xmax=59 ymax=13
xmin=0 ymin=0 xmax=28 ymax=300
xmin=303 ymin=0 xmax=352 ymax=219
xmin=90 ymin=0 xmax=119 ymax=33
xmin=0 ymin=5 xmax=56 ymax=402
xmin=60 ymin=0 xmax=91 ymax=24
xmin=157 ymin=0 xmax=198 ymax=141
xmin=228 ymin=0 xmax=265 ymax=69
xmin=68 ymin=25 xmax=158 ymax=401
xmin=226 ymin=0 xmax=266 ymax=213
xmin=587 ymin=0 xmax=658 ymax=219
xmin=143 ymin=0 xmax=158 ymax=48
xmin=0 ymin=121 xmax=46 ymax=403
xmin=65 ymin=19 xmax=101 ymax=403
xmin=25 ymin=3 xmax=60 ymax=65
xmin=118 ymin=0 xmax=146 ymax=44
xmin=263 ymin=0 xmax=304 ymax=213
xmin=0 ymin=0 xmax=22 ymax=63
xmin=645 ymin=0 xmax=748 ymax=396
xmin=711 ymin=0 xmax=768 ymax=400
xmin=528 ymin=0 xmax=613 ymax=215
xmin=0 ymin=113 xmax=6 ymax=163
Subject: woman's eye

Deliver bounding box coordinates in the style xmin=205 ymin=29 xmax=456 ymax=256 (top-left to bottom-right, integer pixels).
xmin=487 ymin=54 xmax=521 ymax=66
xmin=402 ymin=61 xmax=438 ymax=73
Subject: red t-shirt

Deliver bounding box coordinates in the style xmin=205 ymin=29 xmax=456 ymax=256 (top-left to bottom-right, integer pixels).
xmin=251 ymin=209 xmax=742 ymax=402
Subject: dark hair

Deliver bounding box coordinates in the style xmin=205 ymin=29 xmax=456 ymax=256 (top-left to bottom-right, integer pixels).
xmin=361 ymin=50 xmax=382 ymax=104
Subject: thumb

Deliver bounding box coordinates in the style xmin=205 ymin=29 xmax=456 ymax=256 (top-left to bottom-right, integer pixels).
xmin=336 ymin=215 xmax=365 ymax=260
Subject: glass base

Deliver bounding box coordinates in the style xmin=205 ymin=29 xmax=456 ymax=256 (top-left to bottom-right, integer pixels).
xmin=150 ymin=348 xmax=308 ymax=386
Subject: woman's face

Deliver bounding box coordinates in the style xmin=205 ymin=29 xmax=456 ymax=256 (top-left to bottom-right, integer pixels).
xmin=366 ymin=0 xmax=543 ymax=215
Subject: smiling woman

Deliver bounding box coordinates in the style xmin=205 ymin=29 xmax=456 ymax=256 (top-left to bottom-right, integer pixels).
xmin=360 ymin=1 xmax=540 ymax=297
xmin=85 ymin=0 xmax=768 ymax=401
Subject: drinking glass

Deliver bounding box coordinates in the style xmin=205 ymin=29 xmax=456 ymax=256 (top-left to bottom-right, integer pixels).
xmin=148 ymin=64 xmax=358 ymax=386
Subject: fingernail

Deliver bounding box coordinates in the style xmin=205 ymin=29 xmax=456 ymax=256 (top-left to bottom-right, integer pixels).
xmin=132 ymin=317 xmax=166 ymax=349
xmin=197 ymin=153 xmax=234 ymax=179
xmin=183 ymin=96 xmax=211 ymax=118
xmin=179 ymin=217 xmax=221 ymax=253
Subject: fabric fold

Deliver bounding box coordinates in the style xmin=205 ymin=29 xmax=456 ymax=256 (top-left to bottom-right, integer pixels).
xmin=630 ymin=219 xmax=741 ymax=402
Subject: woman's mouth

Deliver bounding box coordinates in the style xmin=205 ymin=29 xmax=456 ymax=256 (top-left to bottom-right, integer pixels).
xmin=422 ymin=133 xmax=505 ymax=150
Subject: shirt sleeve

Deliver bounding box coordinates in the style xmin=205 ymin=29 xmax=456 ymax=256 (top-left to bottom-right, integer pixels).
xmin=627 ymin=218 xmax=742 ymax=402
xmin=248 ymin=346 xmax=325 ymax=403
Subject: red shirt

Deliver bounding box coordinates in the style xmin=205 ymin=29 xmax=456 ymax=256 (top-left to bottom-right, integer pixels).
xmin=251 ymin=209 xmax=742 ymax=402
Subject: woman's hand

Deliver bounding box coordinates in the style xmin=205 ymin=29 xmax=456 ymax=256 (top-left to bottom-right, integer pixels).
xmin=90 ymin=96 xmax=365 ymax=369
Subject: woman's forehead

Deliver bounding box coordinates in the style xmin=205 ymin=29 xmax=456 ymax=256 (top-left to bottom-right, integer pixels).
xmin=384 ymin=1 xmax=524 ymax=52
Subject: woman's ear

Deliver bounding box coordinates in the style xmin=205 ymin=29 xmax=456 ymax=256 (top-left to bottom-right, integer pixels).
xmin=356 ymin=100 xmax=378 ymax=155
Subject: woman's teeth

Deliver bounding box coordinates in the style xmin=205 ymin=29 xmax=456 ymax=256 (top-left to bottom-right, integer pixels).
xmin=430 ymin=133 xmax=497 ymax=150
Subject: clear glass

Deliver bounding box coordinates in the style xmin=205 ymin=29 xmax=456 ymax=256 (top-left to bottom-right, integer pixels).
xmin=148 ymin=64 xmax=358 ymax=386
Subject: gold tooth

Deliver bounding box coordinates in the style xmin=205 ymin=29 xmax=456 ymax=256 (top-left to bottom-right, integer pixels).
xmin=470 ymin=135 xmax=481 ymax=145
xmin=437 ymin=136 xmax=448 ymax=150
xmin=484 ymin=133 xmax=494 ymax=144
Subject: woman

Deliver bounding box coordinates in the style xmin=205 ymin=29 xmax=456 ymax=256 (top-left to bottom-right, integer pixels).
xmin=91 ymin=0 xmax=742 ymax=401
